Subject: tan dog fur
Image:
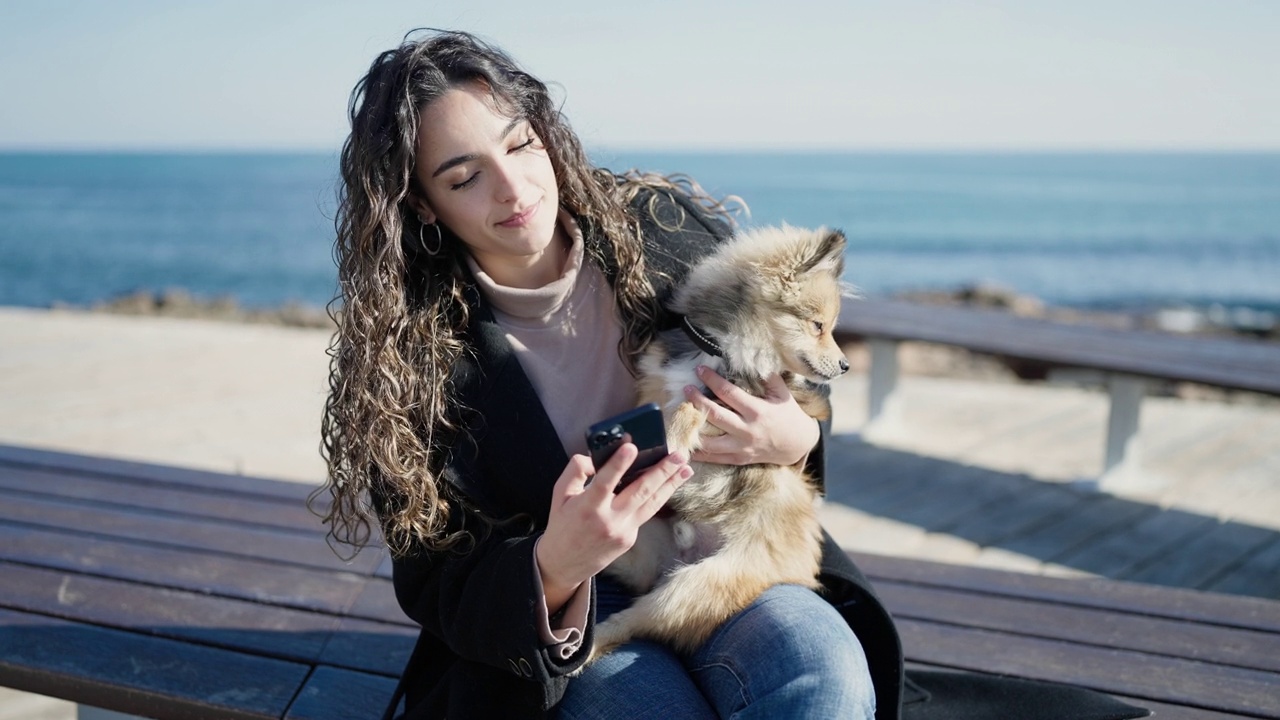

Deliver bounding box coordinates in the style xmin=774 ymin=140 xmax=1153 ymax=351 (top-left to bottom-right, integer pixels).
xmin=588 ymin=225 xmax=851 ymax=661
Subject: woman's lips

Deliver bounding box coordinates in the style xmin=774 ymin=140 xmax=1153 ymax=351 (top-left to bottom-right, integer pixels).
xmin=497 ymin=200 xmax=540 ymax=228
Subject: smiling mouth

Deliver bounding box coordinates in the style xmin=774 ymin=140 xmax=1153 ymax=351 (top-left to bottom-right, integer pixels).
xmin=498 ymin=200 xmax=540 ymax=228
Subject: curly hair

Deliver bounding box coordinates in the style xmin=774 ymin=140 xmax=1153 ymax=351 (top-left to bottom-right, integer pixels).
xmin=313 ymin=30 xmax=736 ymax=559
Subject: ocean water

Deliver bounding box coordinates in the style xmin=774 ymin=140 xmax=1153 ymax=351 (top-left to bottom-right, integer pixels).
xmin=1 ymin=151 xmax=1278 ymax=315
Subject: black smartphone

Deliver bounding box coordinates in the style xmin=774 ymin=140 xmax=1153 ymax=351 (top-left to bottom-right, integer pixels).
xmin=585 ymin=402 xmax=669 ymax=491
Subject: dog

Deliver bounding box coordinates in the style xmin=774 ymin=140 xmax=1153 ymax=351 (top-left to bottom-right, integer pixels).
xmin=589 ymin=224 xmax=851 ymax=661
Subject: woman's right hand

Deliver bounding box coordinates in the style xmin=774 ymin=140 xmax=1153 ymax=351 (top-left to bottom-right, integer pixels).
xmin=535 ymin=446 xmax=693 ymax=612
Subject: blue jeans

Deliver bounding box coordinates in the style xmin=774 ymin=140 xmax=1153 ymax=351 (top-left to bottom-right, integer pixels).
xmin=556 ymin=576 xmax=875 ymax=719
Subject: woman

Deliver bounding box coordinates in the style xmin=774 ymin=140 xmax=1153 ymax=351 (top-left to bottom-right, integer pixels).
xmin=318 ymin=29 xmax=882 ymax=719
xmin=316 ymin=29 xmax=1145 ymax=720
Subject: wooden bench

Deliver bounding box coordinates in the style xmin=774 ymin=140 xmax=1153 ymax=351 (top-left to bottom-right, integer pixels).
xmin=0 ymin=443 xmax=408 ymax=720
xmin=834 ymin=298 xmax=1280 ymax=487
xmin=2 ymin=444 xmax=1278 ymax=719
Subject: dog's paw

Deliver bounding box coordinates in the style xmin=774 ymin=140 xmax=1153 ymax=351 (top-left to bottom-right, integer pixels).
xmin=566 ymin=657 xmax=591 ymax=678
xmin=570 ymin=639 xmax=621 ymax=676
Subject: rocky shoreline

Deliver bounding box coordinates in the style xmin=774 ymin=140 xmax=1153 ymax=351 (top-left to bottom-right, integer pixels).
xmin=51 ymin=284 xmax=1278 ymax=406
xmin=53 ymin=289 xmax=336 ymax=329
xmin=895 ymin=283 xmax=1278 ymax=342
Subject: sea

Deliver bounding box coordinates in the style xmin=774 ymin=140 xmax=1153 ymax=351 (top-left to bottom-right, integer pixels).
xmin=2 ymin=151 xmax=1278 ymax=325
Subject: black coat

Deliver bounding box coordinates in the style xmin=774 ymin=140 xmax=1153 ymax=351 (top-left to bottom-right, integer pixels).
xmin=382 ymin=189 xmax=1147 ymax=720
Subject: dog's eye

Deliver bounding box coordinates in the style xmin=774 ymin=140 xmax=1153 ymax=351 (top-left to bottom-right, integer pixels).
xmin=812 ymin=320 xmax=824 ymax=334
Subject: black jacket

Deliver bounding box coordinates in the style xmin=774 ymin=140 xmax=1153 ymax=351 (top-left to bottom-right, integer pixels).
xmin=382 ymin=189 xmax=1147 ymax=720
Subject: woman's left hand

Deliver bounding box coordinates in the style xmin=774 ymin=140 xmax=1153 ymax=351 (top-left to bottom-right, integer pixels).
xmin=682 ymin=365 xmax=819 ymax=467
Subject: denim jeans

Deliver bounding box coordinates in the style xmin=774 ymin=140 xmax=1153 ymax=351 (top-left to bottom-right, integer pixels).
xmin=556 ymin=575 xmax=876 ymax=719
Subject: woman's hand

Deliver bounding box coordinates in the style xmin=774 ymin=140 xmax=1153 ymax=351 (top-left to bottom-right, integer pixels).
xmin=536 ymin=446 xmax=692 ymax=612
xmin=682 ymin=365 xmax=819 ymax=467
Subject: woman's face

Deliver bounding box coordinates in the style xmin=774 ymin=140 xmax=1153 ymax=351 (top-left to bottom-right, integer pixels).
xmin=413 ymin=84 xmax=564 ymax=288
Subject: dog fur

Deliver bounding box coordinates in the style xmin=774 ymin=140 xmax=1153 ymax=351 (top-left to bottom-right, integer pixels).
xmin=588 ymin=224 xmax=851 ymax=661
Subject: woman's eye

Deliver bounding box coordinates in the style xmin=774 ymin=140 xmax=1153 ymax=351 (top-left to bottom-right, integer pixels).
xmin=450 ymin=173 xmax=479 ymax=191
xmin=511 ymin=137 xmax=536 ymax=152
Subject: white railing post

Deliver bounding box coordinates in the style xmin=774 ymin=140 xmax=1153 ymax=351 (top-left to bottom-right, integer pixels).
xmin=1098 ymin=373 xmax=1146 ymax=491
xmin=866 ymin=338 xmax=901 ymax=431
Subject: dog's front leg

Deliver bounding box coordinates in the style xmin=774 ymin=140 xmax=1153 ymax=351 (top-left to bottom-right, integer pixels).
xmin=663 ymin=400 xmax=707 ymax=457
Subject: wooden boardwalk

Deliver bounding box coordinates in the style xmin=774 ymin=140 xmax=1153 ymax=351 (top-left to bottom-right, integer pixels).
xmin=820 ymin=372 xmax=1280 ymax=600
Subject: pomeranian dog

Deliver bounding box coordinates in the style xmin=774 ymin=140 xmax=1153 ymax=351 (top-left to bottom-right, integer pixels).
xmin=590 ymin=224 xmax=851 ymax=661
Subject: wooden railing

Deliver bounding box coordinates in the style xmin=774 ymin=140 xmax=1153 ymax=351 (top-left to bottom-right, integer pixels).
xmin=833 ymin=298 xmax=1280 ymax=488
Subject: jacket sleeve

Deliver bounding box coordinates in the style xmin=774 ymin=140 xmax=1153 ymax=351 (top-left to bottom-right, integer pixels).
xmin=380 ymin=424 xmax=595 ymax=704
xmin=392 ymin=518 xmax=593 ymax=662
xmin=387 ymin=496 xmax=595 ymax=707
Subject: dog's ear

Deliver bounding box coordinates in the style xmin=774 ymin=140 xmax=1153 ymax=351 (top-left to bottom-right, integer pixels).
xmin=799 ymin=229 xmax=847 ymax=278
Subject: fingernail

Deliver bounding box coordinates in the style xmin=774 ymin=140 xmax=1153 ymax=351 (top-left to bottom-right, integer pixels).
xmin=695 ymin=365 xmax=707 ymax=376
xmin=683 ymin=385 xmax=698 ymax=396
xmin=679 ymin=466 xmax=694 ymax=479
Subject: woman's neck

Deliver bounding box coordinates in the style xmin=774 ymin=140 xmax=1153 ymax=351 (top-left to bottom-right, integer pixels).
xmin=472 ymin=223 xmax=572 ymax=290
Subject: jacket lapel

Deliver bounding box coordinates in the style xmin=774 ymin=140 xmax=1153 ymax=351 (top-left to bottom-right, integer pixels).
xmin=460 ymin=285 xmax=568 ymax=526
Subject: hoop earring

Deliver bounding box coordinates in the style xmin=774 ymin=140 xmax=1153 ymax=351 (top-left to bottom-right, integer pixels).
xmin=418 ymin=218 xmax=443 ymax=256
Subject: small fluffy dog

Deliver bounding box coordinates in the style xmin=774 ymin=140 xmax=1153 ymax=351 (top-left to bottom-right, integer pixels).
xmin=590 ymin=225 xmax=851 ymax=660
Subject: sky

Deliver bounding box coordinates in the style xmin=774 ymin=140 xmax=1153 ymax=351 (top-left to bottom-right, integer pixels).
xmin=1 ymin=0 xmax=1277 ymax=152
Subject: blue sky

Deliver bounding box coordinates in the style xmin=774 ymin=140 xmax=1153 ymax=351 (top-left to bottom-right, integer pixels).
xmin=1 ymin=0 xmax=1277 ymax=151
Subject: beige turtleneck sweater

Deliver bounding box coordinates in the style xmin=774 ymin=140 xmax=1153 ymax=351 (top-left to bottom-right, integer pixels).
xmin=466 ymin=211 xmax=637 ymax=659
xmin=466 ymin=212 xmax=637 ymax=457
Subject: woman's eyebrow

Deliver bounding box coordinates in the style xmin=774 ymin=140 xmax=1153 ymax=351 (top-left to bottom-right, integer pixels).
xmin=430 ymin=117 xmax=526 ymax=178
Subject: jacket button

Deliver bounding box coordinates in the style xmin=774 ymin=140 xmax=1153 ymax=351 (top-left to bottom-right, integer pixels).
xmin=518 ymin=658 xmax=533 ymax=678
xmin=508 ymin=659 xmax=521 ymax=676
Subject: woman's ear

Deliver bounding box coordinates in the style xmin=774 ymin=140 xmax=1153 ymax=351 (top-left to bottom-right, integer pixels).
xmin=406 ymin=194 xmax=436 ymax=225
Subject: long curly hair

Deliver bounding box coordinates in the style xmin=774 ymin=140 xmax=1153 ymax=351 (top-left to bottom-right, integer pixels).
xmin=313 ymin=30 xmax=735 ymax=559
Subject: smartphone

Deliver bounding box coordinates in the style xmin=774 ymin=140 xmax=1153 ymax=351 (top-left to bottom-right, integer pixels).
xmin=585 ymin=403 xmax=669 ymax=491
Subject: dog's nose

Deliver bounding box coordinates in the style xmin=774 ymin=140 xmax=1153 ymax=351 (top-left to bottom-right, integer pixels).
xmin=838 ymin=358 xmax=849 ymax=374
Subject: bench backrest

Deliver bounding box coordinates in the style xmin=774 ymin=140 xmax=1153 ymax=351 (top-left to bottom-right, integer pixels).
xmin=835 ymin=298 xmax=1280 ymax=396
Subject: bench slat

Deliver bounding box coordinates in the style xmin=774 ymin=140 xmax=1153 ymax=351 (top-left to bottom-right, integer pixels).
xmin=284 ymin=666 xmax=397 ymax=720
xmin=0 ymin=606 xmax=309 ymax=720
xmin=0 ymin=443 xmax=314 ymax=502
xmin=348 ymin=577 xmax=409 ymax=627
xmin=897 ymin=618 xmax=1280 ymax=717
xmin=852 ymin=551 xmax=1280 ymax=633
xmin=318 ymin=616 xmax=417 ymax=677
xmin=1109 ymin=696 xmax=1253 ymax=720
xmin=879 ymin=579 xmax=1280 ymax=673
xmin=0 ymin=560 xmax=415 ymax=680
xmin=0 ymin=521 xmax=365 ymax=617
xmin=0 ymin=464 xmax=321 ymax=534
xmin=0 ymin=561 xmax=336 ymax=664
xmin=901 ymin=663 xmax=1249 ymax=720
xmin=0 ymin=489 xmax=380 ymax=575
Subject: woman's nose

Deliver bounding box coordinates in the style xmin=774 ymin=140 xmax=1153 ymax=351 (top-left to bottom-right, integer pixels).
xmin=491 ymin=160 xmax=524 ymax=203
